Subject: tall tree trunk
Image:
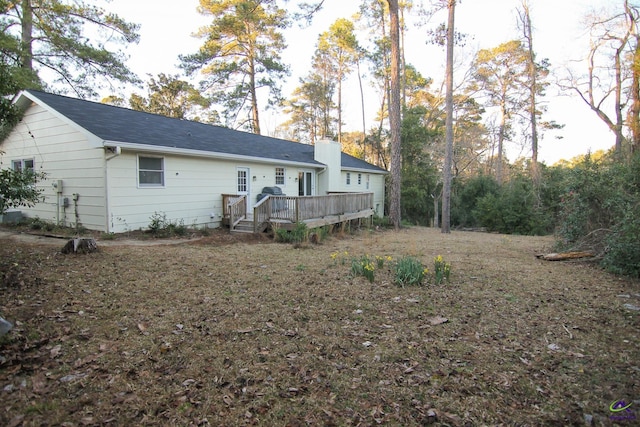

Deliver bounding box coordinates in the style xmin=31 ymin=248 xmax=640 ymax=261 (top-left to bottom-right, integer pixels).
xmin=388 ymin=0 xmax=402 ymax=230
xmin=520 ymin=1 xmax=539 ymax=182
xmin=441 ymin=0 xmax=455 ymax=234
xmin=249 ymin=56 xmax=261 ymax=134
xmin=630 ymin=38 xmax=640 ymax=154
xmin=20 ymin=0 xmax=34 ymax=71
xmin=357 ymin=58 xmax=367 ymax=159
xmin=337 ymin=68 xmax=343 ymax=142
xmin=614 ymin=39 xmax=624 ymax=157
xmin=497 ymin=102 xmax=507 ymax=185
xmin=400 ymin=5 xmax=407 ymax=107
xmin=627 ymin=1 xmax=640 ymax=155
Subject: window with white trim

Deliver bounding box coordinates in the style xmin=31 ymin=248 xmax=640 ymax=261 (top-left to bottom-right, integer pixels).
xmin=138 ymin=156 xmax=164 ymax=187
xmin=12 ymin=159 xmax=34 ymax=173
xmin=346 ymin=172 xmax=351 ymax=185
xmin=358 ymin=173 xmax=362 ymax=185
xmin=275 ymin=167 xmax=285 ymax=185
xmin=366 ymin=174 xmax=370 ymax=190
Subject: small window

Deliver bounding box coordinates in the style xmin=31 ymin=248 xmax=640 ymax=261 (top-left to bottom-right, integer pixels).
xmin=138 ymin=156 xmax=164 ymax=187
xmin=346 ymin=172 xmax=351 ymax=185
xmin=12 ymin=159 xmax=34 ymax=173
xmin=366 ymin=174 xmax=370 ymax=190
xmin=275 ymin=167 xmax=285 ymax=185
xmin=358 ymin=173 xmax=362 ymax=185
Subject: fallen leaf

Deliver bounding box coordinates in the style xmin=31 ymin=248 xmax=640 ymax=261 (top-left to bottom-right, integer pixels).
xmin=74 ymin=353 xmax=100 ymax=368
xmin=32 ymin=373 xmax=47 ymax=394
xmin=7 ymin=415 xmax=24 ymax=427
xmin=50 ymin=344 xmax=62 ymax=358
xmin=427 ymin=316 xmax=449 ymax=326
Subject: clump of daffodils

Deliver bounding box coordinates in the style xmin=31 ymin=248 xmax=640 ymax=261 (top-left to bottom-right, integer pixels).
xmin=434 ymin=255 xmax=452 ymax=284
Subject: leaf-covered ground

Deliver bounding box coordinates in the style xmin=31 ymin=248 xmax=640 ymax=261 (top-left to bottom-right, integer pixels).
xmin=1 ymin=227 xmax=639 ymax=426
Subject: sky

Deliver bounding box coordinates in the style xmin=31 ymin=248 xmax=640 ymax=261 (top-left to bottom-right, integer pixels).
xmin=104 ymin=0 xmax=621 ymax=165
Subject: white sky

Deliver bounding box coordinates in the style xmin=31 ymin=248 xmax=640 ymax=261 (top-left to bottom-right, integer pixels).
xmin=104 ymin=0 xmax=620 ymax=165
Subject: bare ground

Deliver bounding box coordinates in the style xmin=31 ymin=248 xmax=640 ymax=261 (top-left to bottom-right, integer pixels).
xmin=1 ymin=226 xmax=639 ymax=426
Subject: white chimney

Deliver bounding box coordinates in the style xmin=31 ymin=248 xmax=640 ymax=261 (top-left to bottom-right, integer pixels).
xmin=314 ymin=139 xmax=342 ymax=193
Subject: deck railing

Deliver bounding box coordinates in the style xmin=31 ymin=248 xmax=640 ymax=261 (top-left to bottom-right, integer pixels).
xmin=223 ymin=194 xmax=247 ymax=227
xmin=255 ymin=192 xmax=374 ymax=231
xmin=224 ymin=192 xmax=375 ymax=233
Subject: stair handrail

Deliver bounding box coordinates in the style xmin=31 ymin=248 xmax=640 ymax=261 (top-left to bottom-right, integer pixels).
xmin=253 ymin=195 xmax=272 ymax=232
xmin=228 ymin=195 xmax=247 ymax=228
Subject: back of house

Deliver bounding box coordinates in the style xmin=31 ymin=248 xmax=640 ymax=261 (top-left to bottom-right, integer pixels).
xmin=0 ymin=90 xmax=387 ymax=233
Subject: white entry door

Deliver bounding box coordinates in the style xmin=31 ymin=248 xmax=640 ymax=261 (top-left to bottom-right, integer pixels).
xmin=298 ymin=170 xmax=313 ymax=196
xmin=237 ymin=167 xmax=250 ymax=211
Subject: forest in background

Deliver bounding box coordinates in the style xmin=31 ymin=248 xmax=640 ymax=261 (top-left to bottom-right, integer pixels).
xmin=1 ymin=0 xmax=639 ymax=276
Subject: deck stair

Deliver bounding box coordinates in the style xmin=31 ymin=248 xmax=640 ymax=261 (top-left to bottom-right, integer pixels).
xmin=230 ymin=217 xmax=255 ymax=234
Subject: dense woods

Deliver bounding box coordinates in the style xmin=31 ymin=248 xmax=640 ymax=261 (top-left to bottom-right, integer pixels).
xmin=1 ymin=0 xmax=639 ymax=276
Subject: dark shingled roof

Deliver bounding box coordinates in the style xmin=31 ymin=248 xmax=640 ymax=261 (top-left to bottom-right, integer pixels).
xmin=23 ymin=90 xmax=386 ymax=173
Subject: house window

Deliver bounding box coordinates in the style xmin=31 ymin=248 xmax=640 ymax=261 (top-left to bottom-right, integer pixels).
xmin=138 ymin=156 xmax=164 ymax=187
xmin=366 ymin=174 xmax=370 ymax=190
xmin=12 ymin=159 xmax=34 ymax=173
xmin=358 ymin=173 xmax=362 ymax=185
xmin=275 ymin=167 xmax=285 ymax=186
xmin=346 ymin=172 xmax=351 ymax=185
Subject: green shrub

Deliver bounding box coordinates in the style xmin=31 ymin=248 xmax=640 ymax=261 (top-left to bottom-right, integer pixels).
xmin=393 ymin=256 xmax=428 ymax=287
xmin=554 ymin=152 xmax=640 ymax=277
xmin=27 ymin=216 xmax=55 ymax=232
xmin=274 ymin=222 xmax=308 ymax=243
xmin=148 ymin=212 xmax=187 ymax=237
xmin=602 ymin=204 xmax=640 ymax=277
xmin=452 ymin=174 xmax=499 ymax=227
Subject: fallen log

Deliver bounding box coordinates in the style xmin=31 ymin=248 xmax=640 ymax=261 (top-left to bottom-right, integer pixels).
xmin=535 ymin=251 xmax=595 ymax=261
xmin=61 ymin=238 xmax=98 ymax=254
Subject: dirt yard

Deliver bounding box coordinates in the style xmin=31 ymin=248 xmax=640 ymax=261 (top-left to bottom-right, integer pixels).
xmin=1 ymin=226 xmax=639 ymax=426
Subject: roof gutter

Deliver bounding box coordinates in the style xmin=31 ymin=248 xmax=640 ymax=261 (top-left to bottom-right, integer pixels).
xmin=102 ymin=141 xmax=325 ymax=169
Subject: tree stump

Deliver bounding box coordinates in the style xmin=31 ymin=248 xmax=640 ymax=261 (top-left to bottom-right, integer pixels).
xmin=61 ymin=238 xmax=98 ymax=254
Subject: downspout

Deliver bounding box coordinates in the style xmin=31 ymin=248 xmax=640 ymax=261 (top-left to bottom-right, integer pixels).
xmin=104 ymin=146 xmax=121 ymax=233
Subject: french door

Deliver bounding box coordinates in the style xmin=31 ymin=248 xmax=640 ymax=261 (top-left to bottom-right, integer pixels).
xmin=298 ymin=170 xmax=313 ymax=196
xmin=237 ymin=167 xmax=250 ymax=213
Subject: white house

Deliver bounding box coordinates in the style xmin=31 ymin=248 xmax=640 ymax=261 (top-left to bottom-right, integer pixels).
xmin=0 ymin=90 xmax=387 ymax=233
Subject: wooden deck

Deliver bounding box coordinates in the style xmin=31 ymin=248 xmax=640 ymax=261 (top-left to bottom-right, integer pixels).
xmin=222 ymin=193 xmax=375 ymax=233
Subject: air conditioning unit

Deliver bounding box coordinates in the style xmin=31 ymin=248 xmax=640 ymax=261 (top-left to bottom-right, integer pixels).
xmin=0 ymin=209 xmax=22 ymax=224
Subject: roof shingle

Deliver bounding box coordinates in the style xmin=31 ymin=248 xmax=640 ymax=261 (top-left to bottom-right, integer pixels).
xmin=23 ymin=90 xmax=386 ymax=173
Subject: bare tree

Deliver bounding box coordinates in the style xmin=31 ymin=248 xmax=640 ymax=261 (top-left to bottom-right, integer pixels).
xmin=518 ymin=0 xmax=540 ymax=181
xmin=559 ymin=0 xmax=639 ymax=158
xmin=441 ymin=0 xmax=455 ymax=233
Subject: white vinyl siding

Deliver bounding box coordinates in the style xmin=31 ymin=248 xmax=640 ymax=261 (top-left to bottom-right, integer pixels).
xmin=106 ymin=154 xmax=300 ymax=232
xmin=0 ymin=104 xmax=107 ymax=231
